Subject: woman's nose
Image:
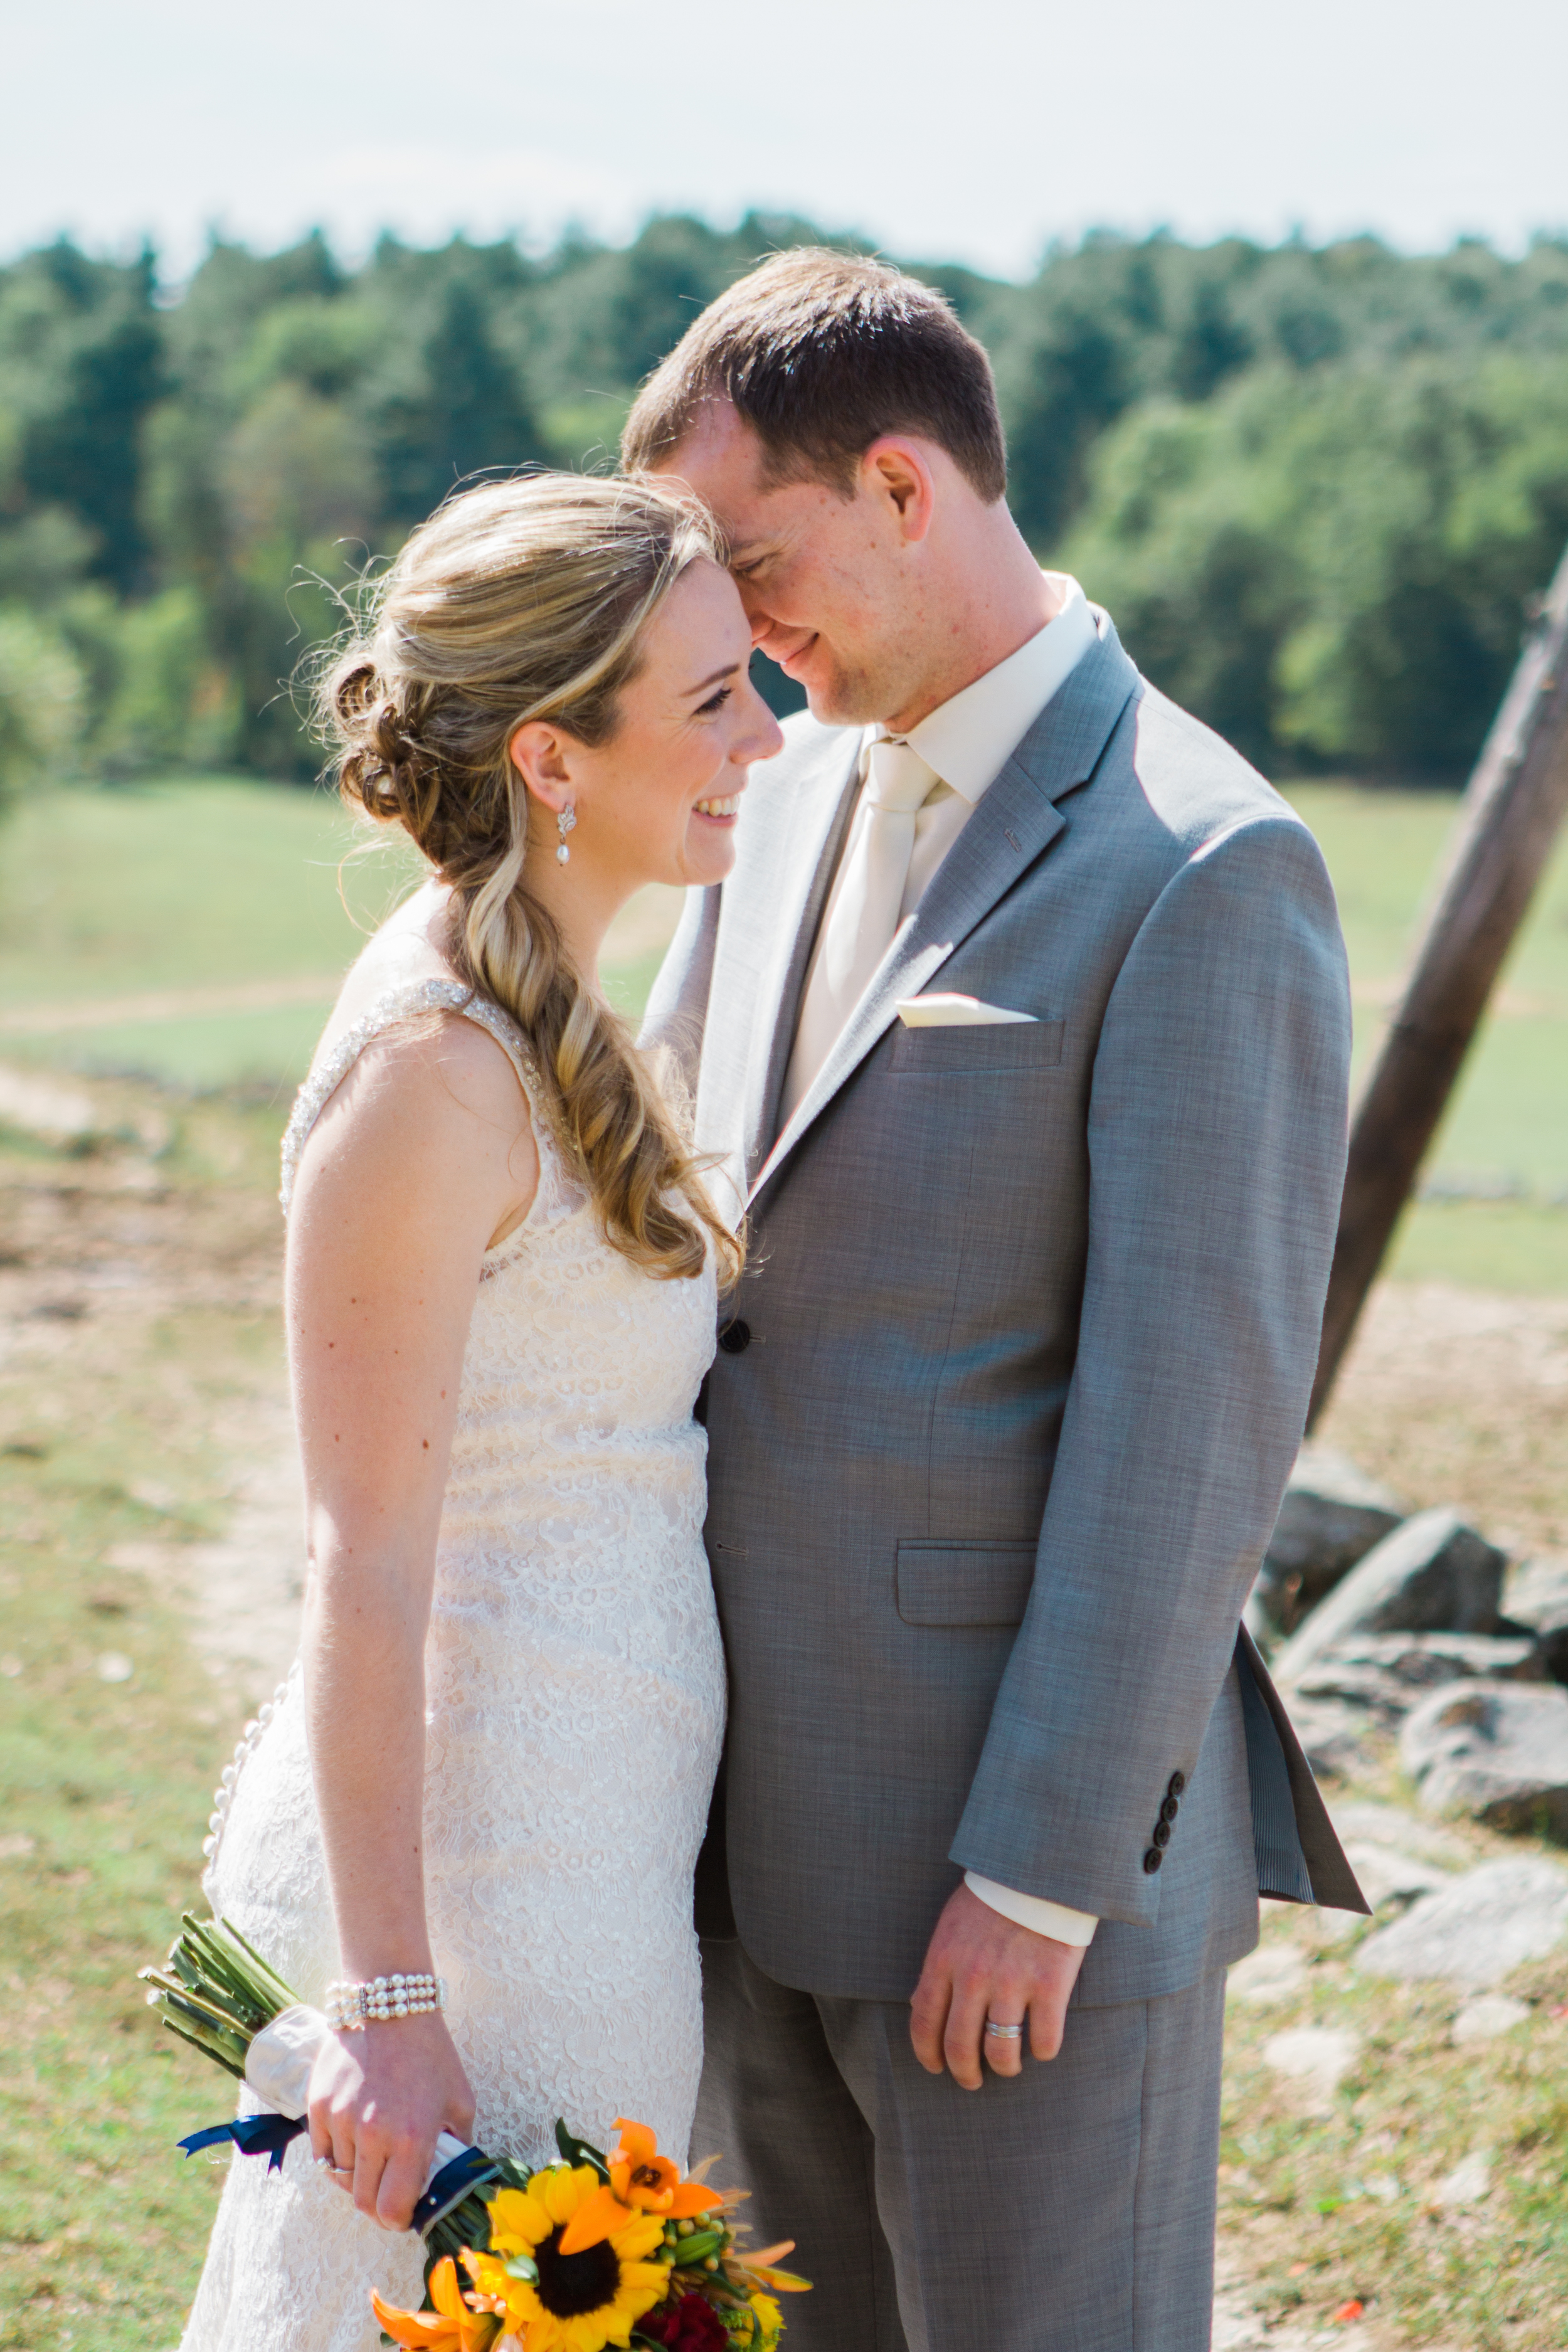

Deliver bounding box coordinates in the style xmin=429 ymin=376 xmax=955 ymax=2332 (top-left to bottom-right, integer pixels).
xmin=738 ymin=692 xmax=785 ymax=763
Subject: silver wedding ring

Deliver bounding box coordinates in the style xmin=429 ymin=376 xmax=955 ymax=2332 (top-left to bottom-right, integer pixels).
xmin=984 ymin=2019 xmax=1024 ymax=2038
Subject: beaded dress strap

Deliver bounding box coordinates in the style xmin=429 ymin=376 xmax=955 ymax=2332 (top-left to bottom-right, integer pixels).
xmin=278 ymin=978 xmax=538 ymax=1215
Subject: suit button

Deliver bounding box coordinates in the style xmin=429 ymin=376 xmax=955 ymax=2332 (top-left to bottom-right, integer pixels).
xmin=1142 ymin=1847 xmax=1163 ymax=1874
xmin=1160 ymin=1795 xmax=1179 ymax=1824
xmin=1167 ymin=1771 xmax=1187 ymax=1798
xmin=717 ymin=1320 xmax=751 ymax=1355
xmin=1152 ymin=1818 xmax=1172 ymax=1849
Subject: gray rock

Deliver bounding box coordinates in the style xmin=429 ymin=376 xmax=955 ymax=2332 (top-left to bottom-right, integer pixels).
xmin=1253 ymin=1444 xmax=1404 ymax=1638
xmin=1327 ymin=1799 xmax=1470 ymax=1864
xmin=1291 ymin=1633 xmax=1545 ymax=1722
xmin=1272 ymin=1508 xmax=1507 ymax=1685
xmin=1284 ymin=1695 xmax=1376 ymax=1779
xmin=1340 ymin=1840 xmax=1452 ymax=1909
xmin=1358 ymin=1856 xmax=1568 ymax=1990
xmin=1401 ymin=1680 xmax=1568 ymax=1835
xmin=1451 ymin=1994 xmax=1530 ymax=2044
xmin=1502 ymin=1554 xmax=1568 ymax=1683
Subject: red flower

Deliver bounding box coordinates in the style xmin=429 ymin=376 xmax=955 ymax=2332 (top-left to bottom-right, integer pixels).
xmin=638 ymin=2291 xmax=729 ymax=2352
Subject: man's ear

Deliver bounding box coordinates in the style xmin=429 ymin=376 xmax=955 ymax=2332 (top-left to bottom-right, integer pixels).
xmin=509 ymin=721 xmax=578 ymax=816
xmin=861 ymin=437 xmax=936 ymax=544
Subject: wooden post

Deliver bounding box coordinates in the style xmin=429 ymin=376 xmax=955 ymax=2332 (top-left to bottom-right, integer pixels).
xmin=1308 ymin=541 xmax=1568 ymax=1429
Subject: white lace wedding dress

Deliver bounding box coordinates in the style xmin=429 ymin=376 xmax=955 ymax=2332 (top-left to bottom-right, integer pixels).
xmin=181 ymin=979 xmax=725 ymax=2351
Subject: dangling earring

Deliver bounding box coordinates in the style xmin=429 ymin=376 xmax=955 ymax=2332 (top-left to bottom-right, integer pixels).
xmin=556 ymin=805 xmax=577 ymax=866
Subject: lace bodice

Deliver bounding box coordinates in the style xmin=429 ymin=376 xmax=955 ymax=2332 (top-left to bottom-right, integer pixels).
xmin=185 ymin=978 xmax=725 ymax=2352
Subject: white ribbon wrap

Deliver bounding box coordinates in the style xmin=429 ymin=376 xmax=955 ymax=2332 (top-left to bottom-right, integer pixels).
xmin=243 ymin=2003 xmax=470 ymax=2185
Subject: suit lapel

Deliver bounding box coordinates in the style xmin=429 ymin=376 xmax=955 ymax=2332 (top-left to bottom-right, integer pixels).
xmin=737 ymin=733 xmax=862 ymax=1185
xmin=748 ymin=618 xmax=1140 ymax=1208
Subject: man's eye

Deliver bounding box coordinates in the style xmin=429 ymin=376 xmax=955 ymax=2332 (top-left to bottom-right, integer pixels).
xmin=696 ymin=686 xmax=733 ymax=716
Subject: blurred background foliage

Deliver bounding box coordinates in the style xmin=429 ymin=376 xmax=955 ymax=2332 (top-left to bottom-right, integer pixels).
xmin=3 ymin=212 xmax=1568 ymax=795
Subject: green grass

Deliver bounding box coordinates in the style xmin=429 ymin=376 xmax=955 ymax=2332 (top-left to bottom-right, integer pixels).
xmin=0 ymin=1101 xmax=290 ymax=2348
xmin=0 ymin=780 xmax=662 ymax=1091
xmin=5 ymin=773 xmax=1568 ymax=1285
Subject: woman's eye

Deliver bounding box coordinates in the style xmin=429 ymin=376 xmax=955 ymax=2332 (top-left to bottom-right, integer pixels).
xmin=696 ymin=686 xmax=733 ymax=717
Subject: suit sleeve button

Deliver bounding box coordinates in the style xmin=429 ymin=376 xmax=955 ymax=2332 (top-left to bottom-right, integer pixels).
xmin=1142 ymin=1847 xmax=1163 ymax=1874
xmin=1152 ymin=1818 xmax=1172 ymax=1848
xmin=717 ymin=1319 xmax=751 ymax=1355
xmin=1167 ymin=1771 xmax=1187 ymax=1798
xmin=1160 ymin=1795 xmax=1179 ymax=1823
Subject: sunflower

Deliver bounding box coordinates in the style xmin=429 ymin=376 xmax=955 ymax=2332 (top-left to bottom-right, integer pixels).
xmin=465 ymin=2164 xmax=668 ymax=2352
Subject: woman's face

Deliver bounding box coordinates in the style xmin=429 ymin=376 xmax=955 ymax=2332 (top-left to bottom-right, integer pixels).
xmin=517 ymin=558 xmax=783 ymax=896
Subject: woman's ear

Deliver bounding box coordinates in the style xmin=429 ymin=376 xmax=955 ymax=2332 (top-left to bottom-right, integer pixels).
xmin=508 ymin=720 xmax=576 ymax=815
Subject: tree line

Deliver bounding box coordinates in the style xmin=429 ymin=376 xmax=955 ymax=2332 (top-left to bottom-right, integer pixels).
xmin=3 ymin=212 xmax=1568 ymax=795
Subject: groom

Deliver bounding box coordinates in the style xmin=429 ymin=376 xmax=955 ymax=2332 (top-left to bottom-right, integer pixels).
xmin=630 ymin=250 xmax=1365 ymax=2352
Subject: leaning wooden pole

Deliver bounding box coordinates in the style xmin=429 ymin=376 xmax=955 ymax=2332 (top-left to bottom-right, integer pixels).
xmin=1308 ymin=540 xmax=1568 ymax=1429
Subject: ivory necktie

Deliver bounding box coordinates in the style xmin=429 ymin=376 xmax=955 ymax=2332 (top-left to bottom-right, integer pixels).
xmin=783 ymin=737 xmax=942 ymax=1118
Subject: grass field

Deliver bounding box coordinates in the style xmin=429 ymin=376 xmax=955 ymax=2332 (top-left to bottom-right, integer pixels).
xmin=0 ymin=780 xmax=674 ymax=1095
xmin=4 ymin=772 xmax=1568 ymax=1288
xmin=3 ymin=1080 xmax=1567 ymax=2351
xmin=4 ymin=778 xmax=1568 ymax=2348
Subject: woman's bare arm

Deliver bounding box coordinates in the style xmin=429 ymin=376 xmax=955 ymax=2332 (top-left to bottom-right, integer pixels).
xmin=286 ymin=1014 xmax=537 ymax=2227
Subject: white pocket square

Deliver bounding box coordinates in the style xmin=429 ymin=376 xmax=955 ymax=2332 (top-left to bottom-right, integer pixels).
xmin=895 ymin=993 xmax=1039 ymax=1029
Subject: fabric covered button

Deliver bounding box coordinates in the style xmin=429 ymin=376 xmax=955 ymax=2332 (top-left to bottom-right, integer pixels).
xmin=1142 ymin=1846 xmax=1163 ymax=1873
xmin=1167 ymin=1771 xmax=1187 ymax=1798
xmin=718 ymin=1320 xmax=752 ymax=1355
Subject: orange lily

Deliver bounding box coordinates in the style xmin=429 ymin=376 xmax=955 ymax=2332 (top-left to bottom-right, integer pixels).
xmin=370 ymin=2256 xmax=504 ymax=2351
xmin=557 ymin=2119 xmax=721 ymax=2256
xmin=610 ymin=2118 xmax=722 ymax=2222
xmin=736 ymin=2242 xmax=812 ymax=2294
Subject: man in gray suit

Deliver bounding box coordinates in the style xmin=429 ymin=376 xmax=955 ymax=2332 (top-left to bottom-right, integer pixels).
xmin=627 ymin=250 xmax=1365 ymax=2352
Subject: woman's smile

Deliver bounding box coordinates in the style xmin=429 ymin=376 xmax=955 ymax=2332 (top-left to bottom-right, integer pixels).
xmin=692 ymin=790 xmax=744 ymax=824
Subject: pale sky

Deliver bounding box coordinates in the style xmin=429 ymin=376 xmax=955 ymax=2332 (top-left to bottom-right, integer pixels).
xmin=7 ymin=0 xmax=1567 ymax=280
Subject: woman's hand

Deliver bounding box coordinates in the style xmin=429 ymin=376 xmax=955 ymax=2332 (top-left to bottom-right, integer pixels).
xmin=307 ymin=2010 xmax=476 ymax=2229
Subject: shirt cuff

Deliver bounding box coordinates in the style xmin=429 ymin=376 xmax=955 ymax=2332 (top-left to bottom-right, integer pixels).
xmin=963 ymin=1871 xmax=1099 ymax=1947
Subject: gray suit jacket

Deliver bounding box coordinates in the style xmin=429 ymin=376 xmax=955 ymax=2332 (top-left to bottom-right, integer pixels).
xmin=644 ymin=612 xmax=1368 ymax=2010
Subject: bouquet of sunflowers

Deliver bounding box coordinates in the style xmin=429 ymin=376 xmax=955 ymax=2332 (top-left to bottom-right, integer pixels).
xmin=140 ymin=1914 xmax=808 ymax=2352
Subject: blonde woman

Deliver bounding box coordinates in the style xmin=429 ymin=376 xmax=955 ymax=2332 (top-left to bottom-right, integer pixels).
xmin=183 ymin=475 xmax=781 ymax=2349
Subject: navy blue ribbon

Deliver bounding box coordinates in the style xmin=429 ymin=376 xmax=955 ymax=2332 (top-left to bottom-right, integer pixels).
xmin=412 ymin=2144 xmax=502 ymax=2237
xmin=178 ymin=2112 xmax=307 ymax=2173
xmin=176 ymin=2113 xmax=498 ymax=2230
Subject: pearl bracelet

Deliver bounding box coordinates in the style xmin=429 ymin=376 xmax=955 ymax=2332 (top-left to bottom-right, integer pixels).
xmin=326 ymin=1973 xmax=447 ymax=2032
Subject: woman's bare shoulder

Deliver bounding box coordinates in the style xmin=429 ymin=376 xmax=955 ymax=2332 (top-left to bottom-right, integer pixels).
xmin=294 ymin=880 xmax=539 ymax=1232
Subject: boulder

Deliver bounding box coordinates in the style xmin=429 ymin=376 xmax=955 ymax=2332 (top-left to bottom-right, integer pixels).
xmin=1357 ymin=1856 xmax=1568 ymax=1990
xmin=1283 ymin=1695 xmax=1375 ymax=1779
xmin=1271 ymin=1508 xmax=1507 ymax=1686
xmin=1401 ymin=1679 xmax=1568 ymax=1836
xmin=1451 ymin=1994 xmax=1530 ymax=2045
xmin=1290 ymin=1633 xmax=1544 ymax=1722
xmin=1327 ymin=1799 xmax=1468 ymax=1863
xmin=1338 ymin=1840 xmax=1451 ymax=1909
xmin=1500 ymin=1554 xmax=1568 ymax=1683
xmin=1251 ymin=1444 xmax=1404 ymax=1638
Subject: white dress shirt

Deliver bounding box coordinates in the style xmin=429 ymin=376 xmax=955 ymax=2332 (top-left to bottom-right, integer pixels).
xmin=783 ymin=573 xmax=1103 ymax=1948
xmin=780 ymin=575 xmax=1097 ymax=1126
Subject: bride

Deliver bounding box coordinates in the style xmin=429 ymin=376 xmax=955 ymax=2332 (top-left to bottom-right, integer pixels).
xmin=183 ymin=473 xmax=781 ymax=2349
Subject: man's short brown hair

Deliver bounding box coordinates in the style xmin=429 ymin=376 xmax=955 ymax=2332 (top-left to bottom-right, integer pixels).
xmin=620 ymin=248 xmax=1008 ymax=504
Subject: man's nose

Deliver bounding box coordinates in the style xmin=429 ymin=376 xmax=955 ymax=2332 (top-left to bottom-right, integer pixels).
xmin=731 ymin=575 xmax=771 ymax=638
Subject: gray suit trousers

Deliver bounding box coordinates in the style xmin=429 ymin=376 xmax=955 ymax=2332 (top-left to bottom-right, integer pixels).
xmin=698 ymin=1937 xmax=1226 ymax=2352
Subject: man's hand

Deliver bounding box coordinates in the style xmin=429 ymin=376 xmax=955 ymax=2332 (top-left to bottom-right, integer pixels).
xmin=909 ymin=1882 xmax=1088 ymax=2089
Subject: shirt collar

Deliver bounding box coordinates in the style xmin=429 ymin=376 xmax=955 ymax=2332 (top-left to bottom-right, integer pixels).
xmin=869 ymin=573 xmax=1097 ymax=805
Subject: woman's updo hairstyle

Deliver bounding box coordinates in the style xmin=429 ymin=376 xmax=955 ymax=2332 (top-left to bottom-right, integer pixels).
xmin=317 ymin=472 xmax=738 ymax=1286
